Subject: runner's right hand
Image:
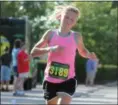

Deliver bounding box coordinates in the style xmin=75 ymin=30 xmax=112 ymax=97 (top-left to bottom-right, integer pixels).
xmin=50 ymin=45 xmax=64 ymax=52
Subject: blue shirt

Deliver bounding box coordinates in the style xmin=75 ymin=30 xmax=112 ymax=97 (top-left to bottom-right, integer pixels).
xmin=12 ymin=48 xmax=20 ymax=67
xmin=86 ymin=59 xmax=98 ymax=72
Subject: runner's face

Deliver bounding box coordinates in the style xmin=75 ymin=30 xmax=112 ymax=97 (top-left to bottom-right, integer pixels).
xmin=61 ymin=10 xmax=78 ymax=29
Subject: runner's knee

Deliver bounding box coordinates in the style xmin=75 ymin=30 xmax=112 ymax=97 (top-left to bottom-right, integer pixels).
xmin=59 ymin=96 xmax=72 ymax=104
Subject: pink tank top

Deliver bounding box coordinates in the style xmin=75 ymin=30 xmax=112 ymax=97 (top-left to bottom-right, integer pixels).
xmin=44 ymin=30 xmax=77 ymax=83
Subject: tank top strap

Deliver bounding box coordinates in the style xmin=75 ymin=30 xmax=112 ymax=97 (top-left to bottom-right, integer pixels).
xmin=48 ymin=29 xmax=57 ymax=43
xmin=70 ymin=31 xmax=78 ymax=48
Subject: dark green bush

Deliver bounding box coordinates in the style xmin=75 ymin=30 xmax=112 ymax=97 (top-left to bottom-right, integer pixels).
xmin=95 ymin=67 xmax=117 ymax=84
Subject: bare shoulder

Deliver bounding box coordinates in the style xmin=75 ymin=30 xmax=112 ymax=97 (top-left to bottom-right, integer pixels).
xmin=42 ymin=29 xmax=53 ymax=40
xmin=43 ymin=29 xmax=53 ymax=37
xmin=73 ymin=31 xmax=83 ymax=40
xmin=46 ymin=29 xmax=53 ymax=34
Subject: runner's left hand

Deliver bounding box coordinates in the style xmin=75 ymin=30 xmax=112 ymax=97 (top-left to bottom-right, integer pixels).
xmin=89 ymin=52 xmax=97 ymax=60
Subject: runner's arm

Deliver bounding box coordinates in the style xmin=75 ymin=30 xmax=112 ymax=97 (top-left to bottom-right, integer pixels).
xmin=76 ymin=33 xmax=96 ymax=59
xmin=30 ymin=30 xmax=52 ymax=57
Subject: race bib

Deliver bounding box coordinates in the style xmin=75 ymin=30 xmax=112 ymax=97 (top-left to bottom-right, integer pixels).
xmin=49 ymin=62 xmax=69 ymax=80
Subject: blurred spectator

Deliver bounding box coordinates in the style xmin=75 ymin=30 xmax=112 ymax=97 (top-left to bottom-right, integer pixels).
xmin=85 ymin=59 xmax=99 ymax=86
xmin=0 ymin=47 xmax=11 ymax=91
xmin=17 ymin=43 xmax=30 ymax=96
xmin=12 ymin=39 xmax=22 ymax=95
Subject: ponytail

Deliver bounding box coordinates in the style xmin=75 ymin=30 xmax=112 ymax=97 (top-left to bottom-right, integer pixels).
xmin=49 ymin=6 xmax=65 ymax=21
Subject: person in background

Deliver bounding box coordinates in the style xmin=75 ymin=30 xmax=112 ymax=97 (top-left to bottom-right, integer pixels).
xmin=0 ymin=47 xmax=11 ymax=91
xmin=12 ymin=39 xmax=22 ymax=95
xmin=17 ymin=43 xmax=30 ymax=96
xmin=85 ymin=59 xmax=99 ymax=86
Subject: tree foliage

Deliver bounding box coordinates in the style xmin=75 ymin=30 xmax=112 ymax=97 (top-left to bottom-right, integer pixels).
xmin=1 ymin=1 xmax=55 ymax=42
xmin=0 ymin=1 xmax=117 ymax=65
xmin=72 ymin=2 xmax=117 ymax=65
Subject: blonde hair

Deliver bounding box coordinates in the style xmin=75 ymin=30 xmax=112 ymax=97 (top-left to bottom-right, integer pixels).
xmin=49 ymin=5 xmax=80 ymax=21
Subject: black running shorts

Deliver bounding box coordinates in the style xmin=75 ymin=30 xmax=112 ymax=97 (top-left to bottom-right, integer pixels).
xmin=43 ymin=78 xmax=77 ymax=101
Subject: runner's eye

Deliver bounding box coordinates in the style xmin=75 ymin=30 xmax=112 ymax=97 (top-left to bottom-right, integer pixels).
xmin=71 ymin=19 xmax=73 ymax=22
xmin=66 ymin=16 xmax=69 ymax=19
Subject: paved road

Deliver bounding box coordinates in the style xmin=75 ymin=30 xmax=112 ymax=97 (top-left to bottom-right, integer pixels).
xmin=1 ymin=82 xmax=117 ymax=104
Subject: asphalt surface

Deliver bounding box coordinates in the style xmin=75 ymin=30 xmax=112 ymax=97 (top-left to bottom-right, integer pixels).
xmin=1 ymin=82 xmax=117 ymax=104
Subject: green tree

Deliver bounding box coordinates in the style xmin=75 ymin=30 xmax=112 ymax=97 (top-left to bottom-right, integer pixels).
xmin=1 ymin=1 xmax=117 ymax=65
xmin=0 ymin=1 xmax=55 ymax=43
xmin=73 ymin=2 xmax=117 ymax=65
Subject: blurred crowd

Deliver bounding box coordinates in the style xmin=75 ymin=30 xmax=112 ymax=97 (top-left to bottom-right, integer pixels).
xmin=0 ymin=39 xmax=30 ymax=96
